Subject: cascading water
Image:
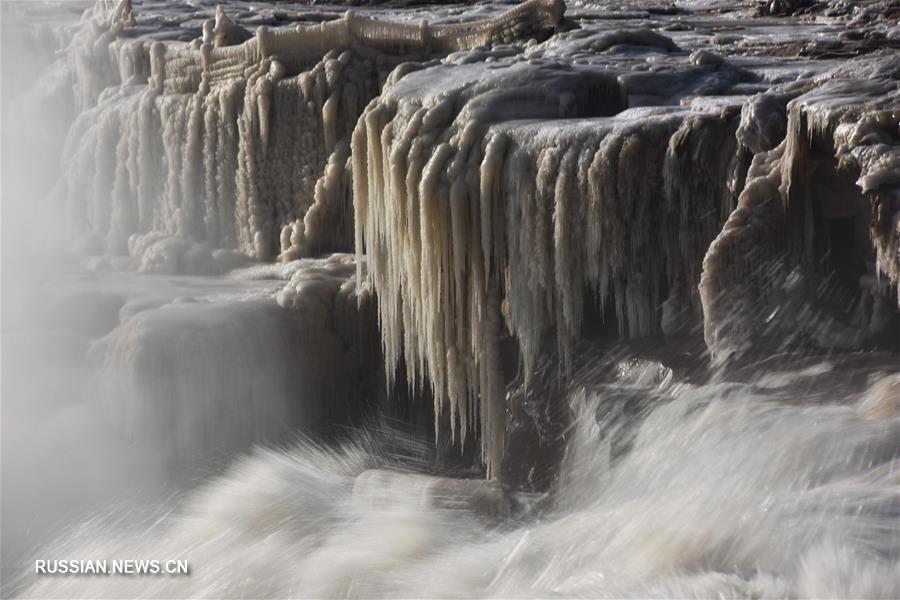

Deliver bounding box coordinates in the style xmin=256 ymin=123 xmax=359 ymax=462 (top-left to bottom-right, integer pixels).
xmin=1 ymin=0 xmax=898 ymax=598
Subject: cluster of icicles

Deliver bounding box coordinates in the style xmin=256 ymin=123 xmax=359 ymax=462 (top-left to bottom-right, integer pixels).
xmin=352 ymin=62 xmax=742 ymax=474
xmin=353 ymin=55 xmax=900 ymax=473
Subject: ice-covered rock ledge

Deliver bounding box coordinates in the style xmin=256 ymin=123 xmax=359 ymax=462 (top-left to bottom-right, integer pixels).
xmin=701 ymin=56 xmax=900 ymax=358
xmin=57 ymin=0 xmax=565 ymax=265
xmin=352 ymin=8 xmax=900 ymax=474
xmin=352 ymin=52 xmax=746 ymax=474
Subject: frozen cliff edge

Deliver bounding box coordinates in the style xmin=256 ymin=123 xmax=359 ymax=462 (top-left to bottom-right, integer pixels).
xmin=351 ymin=48 xmax=746 ymax=474
xmin=353 ymin=39 xmax=899 ymax=473
xmin=701 ymin=57 xmax=900 ymax=358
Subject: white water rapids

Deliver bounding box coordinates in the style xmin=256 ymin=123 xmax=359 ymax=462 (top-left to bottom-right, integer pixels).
xmin=3 ymin=260 xmax=899 ymax=598
xmin=7 ymin=340 xmax=900 ymax=598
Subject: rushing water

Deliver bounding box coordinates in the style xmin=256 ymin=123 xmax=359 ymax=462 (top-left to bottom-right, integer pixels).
xmin=7 ymin=345 xmax=900 ymax=598
xmin=5 ymin=258 xmax=898 ymax=599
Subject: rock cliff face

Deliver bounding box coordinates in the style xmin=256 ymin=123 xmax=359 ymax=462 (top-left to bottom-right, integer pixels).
xmin=36 ymin=0 xmax=900 ymax=477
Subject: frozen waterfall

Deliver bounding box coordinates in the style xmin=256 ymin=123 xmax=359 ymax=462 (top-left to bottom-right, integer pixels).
xmin=1 ymin=0 xmax=898 ymax=597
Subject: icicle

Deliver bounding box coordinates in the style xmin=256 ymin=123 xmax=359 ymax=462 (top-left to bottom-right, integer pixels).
xmin=352 ymin=60 xmax=753 ymax=474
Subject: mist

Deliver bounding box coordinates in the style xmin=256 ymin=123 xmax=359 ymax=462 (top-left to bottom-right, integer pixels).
xmin=0 ymin=3 xmax=367 ymax=589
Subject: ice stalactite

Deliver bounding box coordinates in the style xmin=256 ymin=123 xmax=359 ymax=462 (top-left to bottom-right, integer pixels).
xmin=353 ymin=57 xmax=741 ymax=474
xmin=700 ymin=56 xmax=900 ymax=358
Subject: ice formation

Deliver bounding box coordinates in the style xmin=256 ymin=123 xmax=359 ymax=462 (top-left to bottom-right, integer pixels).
xmin=59 ymin=0 xmax=899 ymax=473
xmin=351 ymin=18 xmax=899 ymax=469
xmin=352 ymin=41 xmax=751 ymax=472
xmin=4 ymin=0 xmax=900 ymax=595
xmin=700 ymin=56 xmax=900 ymax=357
xmin=59 ymin=0 xmax=565 ymax=266
xmin=61 ymin=42 xmax=384 ymax=263
xmin=13 ymin=0 xmax=900 ymax=478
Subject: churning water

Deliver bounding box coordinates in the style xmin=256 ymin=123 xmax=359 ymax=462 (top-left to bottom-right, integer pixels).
xmin=8 ymin=340 xmax=900 ymax=598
